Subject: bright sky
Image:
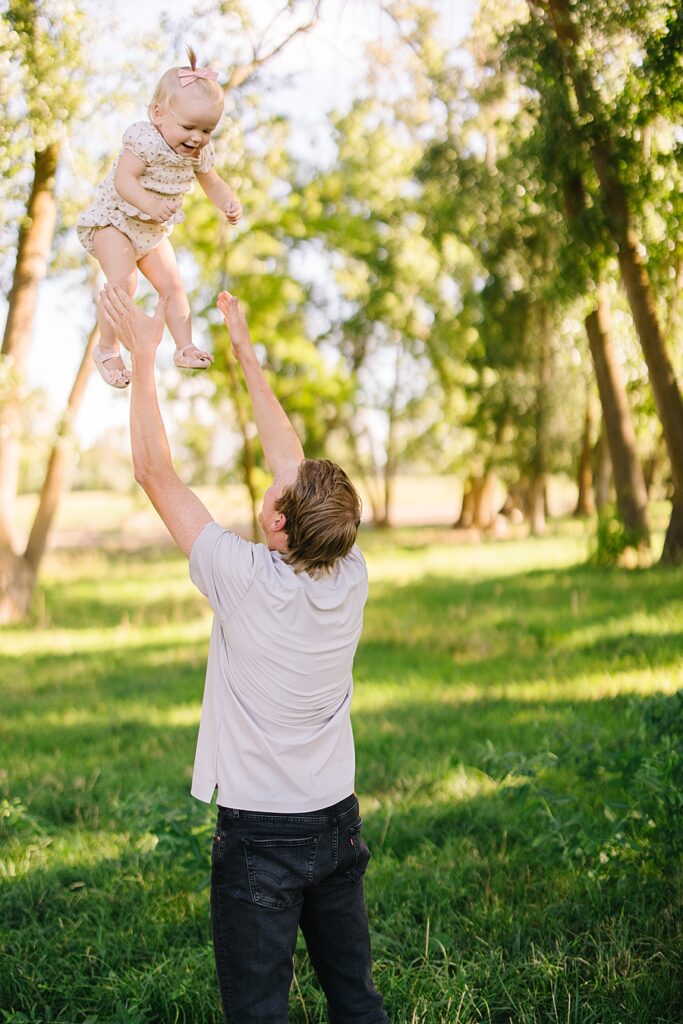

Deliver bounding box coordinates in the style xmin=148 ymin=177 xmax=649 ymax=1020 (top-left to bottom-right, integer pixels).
xmin=16 ymin=0 xmax=475 ymax=446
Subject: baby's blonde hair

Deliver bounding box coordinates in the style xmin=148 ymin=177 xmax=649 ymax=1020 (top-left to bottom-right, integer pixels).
xmin=149 ymin=46 xmax=223 ymax=117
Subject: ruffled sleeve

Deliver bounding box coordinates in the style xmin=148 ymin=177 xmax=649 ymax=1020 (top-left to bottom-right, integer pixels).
xmin=197 ymin=140 xmax=215 ymax=174
xmin=122 ymin=121 xmax=160 ymax=166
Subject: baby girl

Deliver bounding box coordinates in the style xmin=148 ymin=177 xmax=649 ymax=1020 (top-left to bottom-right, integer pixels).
xmin=77 ymin=48 xmax=241 ymax=388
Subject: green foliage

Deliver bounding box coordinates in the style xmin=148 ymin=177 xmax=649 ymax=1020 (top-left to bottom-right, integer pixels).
xmin=2 ymin=523 xmax=683 ymax=1021
xmin=629 ymin=692 xmax=683 ymax=861
xmin=288 ymin=94 xmax=458 ymax=493
xmin=0 ymin=0 xmax=91 ymax=283
xmin=2 ymin=0 xmax=87 ymax=144
xmin=590 ymin=506 xmax=648 ymax=565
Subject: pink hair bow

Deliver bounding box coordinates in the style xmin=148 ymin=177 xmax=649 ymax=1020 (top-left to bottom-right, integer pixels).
xmin=178 ymin=67 xmax=218 ymax=87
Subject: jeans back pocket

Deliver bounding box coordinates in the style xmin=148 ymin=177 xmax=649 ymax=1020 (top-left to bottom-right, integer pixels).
xmin=243 ymin=835 xmax=320 ymax=910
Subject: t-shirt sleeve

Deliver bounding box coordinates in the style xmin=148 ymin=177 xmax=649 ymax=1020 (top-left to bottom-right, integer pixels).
xmin=197 ymin=140 xmax=215 ymax=174
xmin=122 ymin=121 xmax=158 ymax=165
xmin=189 ymin=521 xmax=256 ymax=620
xmin=330 ymin=544 xmax=368 ymax=608
xmin=349 ymin=543 xmax=368 ymax=576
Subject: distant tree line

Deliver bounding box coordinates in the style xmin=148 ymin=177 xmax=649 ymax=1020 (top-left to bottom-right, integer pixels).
xmin=1 ymin=0 xmax=681 ymax=622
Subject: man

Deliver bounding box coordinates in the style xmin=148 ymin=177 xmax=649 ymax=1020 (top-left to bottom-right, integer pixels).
xmin=99 ymin=285 xmax=389 ymax=1024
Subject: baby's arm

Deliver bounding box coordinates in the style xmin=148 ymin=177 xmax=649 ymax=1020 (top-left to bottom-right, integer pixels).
xmin=115 ymin=151 xmax=178 ymax=223
xmin=196 ymin=169 xmax=242 ymax=225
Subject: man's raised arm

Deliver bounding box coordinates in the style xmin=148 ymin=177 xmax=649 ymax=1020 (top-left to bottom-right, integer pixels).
xmin=217 ymin=292 xmax=304 ymax=480
xmin=99 ymin=285 xmax=213 ymax=557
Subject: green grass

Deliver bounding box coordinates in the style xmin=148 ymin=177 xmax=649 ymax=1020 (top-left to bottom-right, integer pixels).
xmin=2 ymin=524 xmax=683 ymax=1023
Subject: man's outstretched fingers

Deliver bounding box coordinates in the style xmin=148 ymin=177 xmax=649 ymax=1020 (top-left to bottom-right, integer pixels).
xmin=99 ymin=289 xmax=118 ymax=329
xmin=105 ymin=284 xmax=131 ymax=315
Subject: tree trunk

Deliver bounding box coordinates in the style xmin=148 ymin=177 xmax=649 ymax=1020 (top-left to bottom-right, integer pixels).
xmin=379 ymin=458 xmax=396 ymax=528
xmin=561 ymin=171 xmax=649 ymax=539
xmin=24 ymin=322 xmax=99 ymax=572
xmin=603 ymin=190 xmax=683 ymax=496
xmin=455 ymin=472 xmax=498 ymax=530
xmin=377 ymin=343 xmax=403 ymax=529
xmin=0 ymin=545 xmax=35 ymax=626
xmin=456 ymin=476 xmax=476 ymax=528
xmin=528 ymin=475 xmax=546 ymax=536
xmin=661 ymin=498 xmax=683 ymax=564
xmin=574 ymin=388 xmax=596 ymax=517
xmin=529 ymin=315 xmax=551 ymax=536
xmin=358 ymin=470 xmax=384 ymax=526
xmin=0 ymin=143 xmax=59 ymax=546
xmin=350 ymin=431 xmax=384 ymax=525
xmin=584 ymin=290 xmax=650 ymax=542
xmin=224 ymin=354 xmax=260 ymax=541
xmin=643 ymin=436 xmax=667 ymax=498
xmin=0 ymin=319 xmax=98 ymax=623
xmin=473 ymin=472 xmax=497 ymax=530
xmin=544 ymin=0 xmax=683 ymax=560
xmin=593 ymin=428 xmax=612 ymax=511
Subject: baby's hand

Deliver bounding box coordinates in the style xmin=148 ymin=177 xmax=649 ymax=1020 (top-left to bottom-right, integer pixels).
xmin=224 ymin=199 xmax=242 ymax=225
xmin=151 ymin=197 xmax=178 ymax=223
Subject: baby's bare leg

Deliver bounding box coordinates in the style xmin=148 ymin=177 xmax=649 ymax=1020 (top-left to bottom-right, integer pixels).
xmin=92 ymin=227 xmax=138 ymax=375
xmin=138 ymin=239 xmax=212 ymax=367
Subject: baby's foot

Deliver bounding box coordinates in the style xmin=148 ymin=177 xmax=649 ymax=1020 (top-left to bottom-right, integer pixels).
xmin=93 ymin=344 xmax=131 ymax=389
xmin=173 ymin=344 xmax=214 ymax=369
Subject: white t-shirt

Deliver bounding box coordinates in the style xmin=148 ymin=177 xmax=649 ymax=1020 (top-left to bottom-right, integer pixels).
xmin=188 ymin=521 xmax=369 ymax=812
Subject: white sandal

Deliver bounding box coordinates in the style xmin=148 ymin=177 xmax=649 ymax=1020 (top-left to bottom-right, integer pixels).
xmin=92 ymin=344 xmax=131 ymax=389
xmin=173 ymin=344 xmax=214 ymax=369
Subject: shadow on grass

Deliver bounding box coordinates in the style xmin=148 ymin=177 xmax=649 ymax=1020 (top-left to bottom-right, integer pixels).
xmin=2 ymin=687 xmax=681 ymax=1023
xmin=361 ymin=561 xmax=683 ymax=687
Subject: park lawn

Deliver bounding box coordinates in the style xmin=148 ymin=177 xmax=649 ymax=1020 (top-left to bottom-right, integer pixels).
xmin=1 ymin=525 xmax=682 ymax=1023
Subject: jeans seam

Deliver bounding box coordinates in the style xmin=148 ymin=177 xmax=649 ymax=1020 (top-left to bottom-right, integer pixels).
xmin=212 ymin=862 xmax=233 ymax=1017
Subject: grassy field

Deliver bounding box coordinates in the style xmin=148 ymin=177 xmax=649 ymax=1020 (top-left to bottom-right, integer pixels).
xmin=1 ymin=518 xmax=682 ymax=1023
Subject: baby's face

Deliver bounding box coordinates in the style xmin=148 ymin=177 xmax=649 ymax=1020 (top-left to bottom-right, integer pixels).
xmin=152 ymin=91 xmax=223 ymax=157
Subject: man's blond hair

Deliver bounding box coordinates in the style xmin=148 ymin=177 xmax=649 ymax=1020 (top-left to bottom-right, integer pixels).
xmin=275 ymin=460 xmax=362 ymax=576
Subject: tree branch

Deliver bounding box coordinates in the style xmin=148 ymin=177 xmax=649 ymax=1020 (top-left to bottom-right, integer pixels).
xmin=225 ymin=0 xmax=323 ymax=92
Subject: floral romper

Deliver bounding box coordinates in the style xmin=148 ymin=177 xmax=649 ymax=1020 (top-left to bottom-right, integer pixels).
xmin=77 ymin=120 xmax=215 ymax=260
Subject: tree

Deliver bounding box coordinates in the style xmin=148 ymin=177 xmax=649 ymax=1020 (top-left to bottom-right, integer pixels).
xmin=416 ymin=14 xmax=587 ymax=535
xmin=289 ymin=96 xmax=449 ymax=526
xmin=0 ymin=0 xmax=324 ymax=621
xmin=0 ymin=0 xmax=90 ymax=623
xmin=502 ymin=8 xmax=651 ymax=548
xmin=532 ymin=0 xmax=683 ymax=561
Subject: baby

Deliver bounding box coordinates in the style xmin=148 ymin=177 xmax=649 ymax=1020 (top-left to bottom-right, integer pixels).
xmin=77 ymin=48 xmax=241 ymax=388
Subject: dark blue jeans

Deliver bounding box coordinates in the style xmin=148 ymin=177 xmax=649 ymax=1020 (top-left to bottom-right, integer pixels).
xmin=210 ymin=793 xmax=388 ymax=1023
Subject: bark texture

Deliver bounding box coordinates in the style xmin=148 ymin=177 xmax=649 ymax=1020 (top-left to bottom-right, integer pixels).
xmin=574 ymin=389 xmax=596 ymax=517
xmin=584 ymin=291 xmax=650 ymax=541
xmin=0 ymin=143 xmax=59 ymax=546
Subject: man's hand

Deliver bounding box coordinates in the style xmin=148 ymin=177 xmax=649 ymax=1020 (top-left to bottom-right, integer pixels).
xmin=100 ymin=285 xmax=168 ymax=358
xmin=216 ymin=290 xmax=304 ymax=475
xmin=217 ymin=291 xmax=252 ymax=359
xmin=223 ymin=199 xmax=242 ymax=225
